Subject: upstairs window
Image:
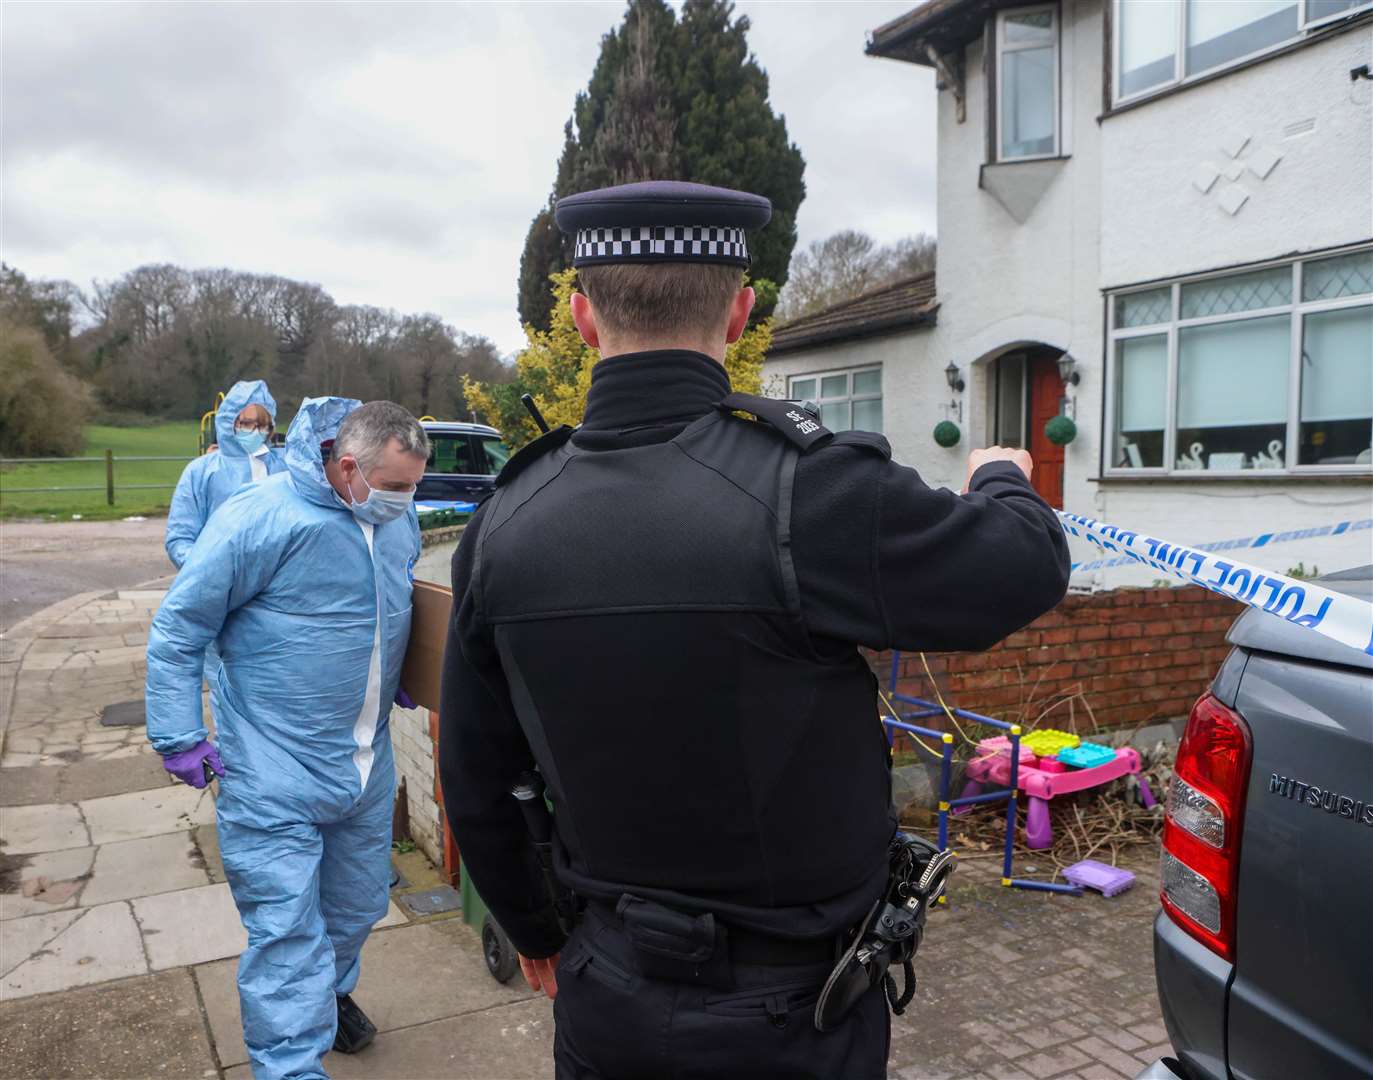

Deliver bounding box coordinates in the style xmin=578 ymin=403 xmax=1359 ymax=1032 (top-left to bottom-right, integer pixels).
xmin=1115 ymin=0 xmax=1373 ymax=103
xmin=996 ymin=6 xmax=1060 ymax=161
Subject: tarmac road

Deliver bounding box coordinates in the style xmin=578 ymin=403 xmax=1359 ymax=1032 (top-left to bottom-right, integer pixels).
xmin=0 ymin=519 xmax=174 ymax=635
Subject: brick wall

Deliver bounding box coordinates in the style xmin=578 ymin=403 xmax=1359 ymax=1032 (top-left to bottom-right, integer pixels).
xmin=391 ymin=702 xmax=443 ymax=866
xmin=879 ymin=585 xmax=1245 ymax=732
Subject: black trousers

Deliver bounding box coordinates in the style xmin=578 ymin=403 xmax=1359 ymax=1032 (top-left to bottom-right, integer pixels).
xmin=552 ymin=909 xmax=891 ymax=1080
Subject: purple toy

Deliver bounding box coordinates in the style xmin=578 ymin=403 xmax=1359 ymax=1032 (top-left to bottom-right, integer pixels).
xmin=1062 ymin=860 xmax=1136 ymax=897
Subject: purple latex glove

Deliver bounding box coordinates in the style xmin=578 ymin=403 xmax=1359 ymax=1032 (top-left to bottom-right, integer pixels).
xmin=395 ymin=687 xmax=417 ymax=710
xmin=162 ymin=741 xmax=224 ymax=788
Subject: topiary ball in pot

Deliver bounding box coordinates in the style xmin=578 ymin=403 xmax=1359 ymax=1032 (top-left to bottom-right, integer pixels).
xmin=933 ymin=420 xmax=961 ymax=448
xmin=1044 ymin=415 xmax=1077 ymax=446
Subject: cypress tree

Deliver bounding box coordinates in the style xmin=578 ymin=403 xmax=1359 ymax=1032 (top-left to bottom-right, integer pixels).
xmin=515 ymin=0 xmax=805 ymax=330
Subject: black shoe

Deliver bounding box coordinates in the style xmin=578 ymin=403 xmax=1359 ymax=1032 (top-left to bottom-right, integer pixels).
xmin=333 ymin=994 xmax=377 ymax=1054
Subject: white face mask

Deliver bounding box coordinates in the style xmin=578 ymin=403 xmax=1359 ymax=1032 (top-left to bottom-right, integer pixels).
xmin=346 ymin=468 xmax=414 ymax=525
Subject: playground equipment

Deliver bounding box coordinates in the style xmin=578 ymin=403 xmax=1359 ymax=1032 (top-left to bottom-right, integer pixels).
xmin=197 ymin=392 xmax=226 ymax=455
xmin=883 ymin=652 xmax=1085 ymax=896
xmin=960 ymin=738 xmax=1146 ymax=849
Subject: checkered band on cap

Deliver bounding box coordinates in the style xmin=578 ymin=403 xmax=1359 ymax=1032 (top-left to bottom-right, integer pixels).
xmin=573 ymin=225 xmax=749 ymax=265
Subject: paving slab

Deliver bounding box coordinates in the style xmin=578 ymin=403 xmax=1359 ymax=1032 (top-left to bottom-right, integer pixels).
xmin=0 ymin=968 xmax=215 ymax=1080
xmin=37 ymin=620 xmax=149 ymax=639
xmin=0 ymin=753 xmax=169 ymax=806
xmin=1 ymin=902 xmax=148 ymax=998
xmin=0 ymin=846 xmax=95 ymax=920
xmin=221 ymin=997 xmax=556 ymax=1080
xmin=80 ymin=784 xmax=214 ymax=845
xmin=192 ymin=823 xmax=226 ymax=883
xmin=133 ymin=882 xmax=247 ymax=970
xmin=0 ymin=907 xmax=82 ymax=978
xmin=196 ymin=914 xmax=480 ymax=1067
xmin=0 ymin=801 xmax=89 ymax=853
xmin=81 ymin=831 xmax=211 ymax=907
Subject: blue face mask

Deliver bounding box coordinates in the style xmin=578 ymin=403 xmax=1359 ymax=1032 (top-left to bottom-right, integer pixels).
xmin=347 ymin=470 xmax=414 ymax=525
xmin=234 ymin=430 xmax=267 ymax=455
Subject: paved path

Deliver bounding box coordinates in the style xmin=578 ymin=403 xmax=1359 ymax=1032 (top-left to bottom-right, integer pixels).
xmin=0 ymin=587 xmax=1168 ymax=1079
xmin=0 ymin=588 xmax=550 ymax=1079
xmin=0 ymin=520 xmax=173 ymax=636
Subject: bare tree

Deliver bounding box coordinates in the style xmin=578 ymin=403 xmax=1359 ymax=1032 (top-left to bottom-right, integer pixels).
xmin=776 ymin=230 xmax=937 ymax=321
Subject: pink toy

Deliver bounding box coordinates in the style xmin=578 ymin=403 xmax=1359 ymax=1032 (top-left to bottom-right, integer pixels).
xmin=952 ymin=737 xmax=1035 ymax=815
xmin=961 ymin=746 xmax=1143 ymax=849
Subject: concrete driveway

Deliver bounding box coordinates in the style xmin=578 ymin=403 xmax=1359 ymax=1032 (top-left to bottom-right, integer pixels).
xmin=1 ymin=520 xmax=174 ymax=636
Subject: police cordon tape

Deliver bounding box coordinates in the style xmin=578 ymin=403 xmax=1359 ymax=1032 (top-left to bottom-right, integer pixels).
xmin=1069 ymin=515 xmax=1372 ymax=573
xmin=1057 ymin=512 xmax=1373 ymax=657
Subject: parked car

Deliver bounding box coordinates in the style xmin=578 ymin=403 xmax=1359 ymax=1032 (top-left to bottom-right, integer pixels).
xmin=1140 ymin=565 xmax=1373 ymax=1080
xmin=416 ymin=421 xmax=508 ymax=503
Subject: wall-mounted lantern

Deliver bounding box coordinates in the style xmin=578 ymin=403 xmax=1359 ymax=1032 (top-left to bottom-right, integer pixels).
xmin=1057 ymin=353 xmax=1081 ymax=386
xmin=944 ymin=361 xmax=966 ymax=393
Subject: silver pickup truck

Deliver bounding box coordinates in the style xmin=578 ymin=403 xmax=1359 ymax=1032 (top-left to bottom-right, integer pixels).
xmin=1140 ymin=565 xmax=1373 ymax=1080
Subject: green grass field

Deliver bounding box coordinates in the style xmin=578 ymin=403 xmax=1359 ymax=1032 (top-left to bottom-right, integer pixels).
xmin=0 ymin=422 xmax=201 ymax=521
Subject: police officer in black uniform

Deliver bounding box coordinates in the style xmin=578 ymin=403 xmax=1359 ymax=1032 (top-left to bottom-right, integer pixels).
xmin=439 ymin=181 xmax=1070 ymax=1079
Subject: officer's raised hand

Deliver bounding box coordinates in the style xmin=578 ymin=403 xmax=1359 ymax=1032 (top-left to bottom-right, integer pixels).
xmin=519 ymin=952 xmax=559 ymax=1000
xmin=965 ymin=445 xmax=1033 ymax=491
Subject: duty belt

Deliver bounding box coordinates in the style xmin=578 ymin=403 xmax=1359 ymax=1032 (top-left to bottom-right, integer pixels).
xmin=584 ymin=896 xmax=838 ymax=988
xmin=814 ymin=831 xmax=956 ymax=1031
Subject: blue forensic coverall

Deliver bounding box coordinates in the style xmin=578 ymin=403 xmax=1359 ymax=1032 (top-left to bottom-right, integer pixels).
xmin=165 ymin=379 xmax=287 ymax=569
xmin=145 ymin=396 xmax=420 ymax=1080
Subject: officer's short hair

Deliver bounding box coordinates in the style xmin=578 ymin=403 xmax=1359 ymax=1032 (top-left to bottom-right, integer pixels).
xmin=335 ymin=401 xmax=430 ymax=471
xmin=577 ymin=263 xmax=744 ymax=336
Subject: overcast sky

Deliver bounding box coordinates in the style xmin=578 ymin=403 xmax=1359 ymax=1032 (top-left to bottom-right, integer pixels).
xmin=2 ymin=1 xmax=934 ymax=354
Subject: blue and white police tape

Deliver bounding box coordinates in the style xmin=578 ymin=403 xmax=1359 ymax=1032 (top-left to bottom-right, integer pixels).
xmin=1070 ymin=516 xmax=1372 ymax=574
xmin=1058 ymin=512 xmax=1373 ymax=656
xmin=416 ymin=500 xmax=477 ymax=516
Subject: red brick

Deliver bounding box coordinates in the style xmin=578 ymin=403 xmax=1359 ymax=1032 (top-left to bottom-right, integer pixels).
xmin=971 ymin=687 xmax=1022 ymax=710
xmin=1076 ymin=625 xmax=1111 ymax=643
xmin=1041 ymin=628 xmax=1074 ymax=645
xmin=1109 ymin=623 xmax=1144 ymax=640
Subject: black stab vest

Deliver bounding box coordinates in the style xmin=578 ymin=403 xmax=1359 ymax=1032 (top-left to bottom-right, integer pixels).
xmin=471 ymin=409 xmax=894 ymax=938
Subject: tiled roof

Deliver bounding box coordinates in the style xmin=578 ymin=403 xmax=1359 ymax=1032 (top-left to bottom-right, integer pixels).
xmin=768 ymin=272 xmax=937 ymax=356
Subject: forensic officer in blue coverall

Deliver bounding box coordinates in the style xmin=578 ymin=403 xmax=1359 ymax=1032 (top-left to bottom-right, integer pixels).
xmin=145 ymin=397 xmax=429 ymax=1080
xmin=165 ymin=379 xmax=287 ymax=568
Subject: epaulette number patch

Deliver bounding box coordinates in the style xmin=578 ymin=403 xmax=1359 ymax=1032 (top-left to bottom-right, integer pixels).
xmin=785 ymin=408 xmax=822 ymax=437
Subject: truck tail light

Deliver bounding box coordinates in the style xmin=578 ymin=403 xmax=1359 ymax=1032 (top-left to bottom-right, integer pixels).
xmin=1161 ymin=692 xmax=1252 ymax=962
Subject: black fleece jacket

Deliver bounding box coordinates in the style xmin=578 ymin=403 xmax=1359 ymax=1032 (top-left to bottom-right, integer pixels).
xmin=439 ymin=350 xmax=1070 ymax=957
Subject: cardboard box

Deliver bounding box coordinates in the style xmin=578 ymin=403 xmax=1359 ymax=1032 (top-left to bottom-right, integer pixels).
xmin=400 ymin=580 xmax=453 ymax=713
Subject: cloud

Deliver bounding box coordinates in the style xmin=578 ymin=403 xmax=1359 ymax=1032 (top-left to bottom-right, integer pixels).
xmin=2 ymin=0 xmax=933 ymax=354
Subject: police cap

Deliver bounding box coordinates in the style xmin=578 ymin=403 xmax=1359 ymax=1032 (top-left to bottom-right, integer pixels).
xmin=554 ymin=180 xmax=771 ymax=269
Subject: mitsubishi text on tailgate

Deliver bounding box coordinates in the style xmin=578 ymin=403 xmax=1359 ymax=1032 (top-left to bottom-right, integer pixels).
xmin=1140 ymin=565 xmax=1373 ymax=1080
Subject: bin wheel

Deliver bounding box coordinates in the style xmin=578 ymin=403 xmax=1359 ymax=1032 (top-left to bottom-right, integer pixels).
xmin=482 ymin=913 xmax=519 ymax=984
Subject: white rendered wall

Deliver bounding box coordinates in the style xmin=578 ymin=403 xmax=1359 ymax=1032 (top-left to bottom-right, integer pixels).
xmin=927 ymin=0 xmax=1108 ymax=526
xmin=1100 ymin=27 xmax=1373 ymax=289
xmin=1092 ymin=21 xmax=1373 ymax=581
xmin=921 ymin=0 xmax=1372 ymax=582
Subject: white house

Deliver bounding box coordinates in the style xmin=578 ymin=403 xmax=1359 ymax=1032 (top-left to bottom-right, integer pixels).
xmin=767 ymin=0 xmax=1372 ymax=585
xmin=764 ymin=273 xmax=945 ymax=463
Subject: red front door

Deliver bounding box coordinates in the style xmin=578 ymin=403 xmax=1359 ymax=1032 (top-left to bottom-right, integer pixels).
xmin=1027 ymin=354 xmax=1066 ymax=509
